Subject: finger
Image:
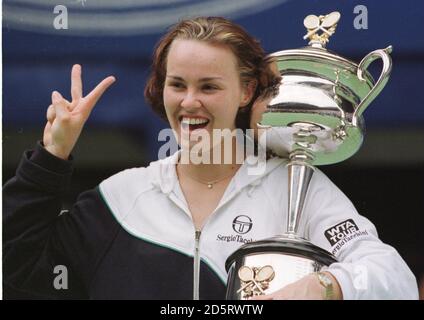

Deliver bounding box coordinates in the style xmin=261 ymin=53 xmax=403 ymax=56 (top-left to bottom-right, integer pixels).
xmin=52 ymin=91 xmax=71 ymax=122
xmin=82 ymin=76 xmax=116 ymax=115
xmin=71 ymin=64 xmax=83 ymax=102
xmin=51 ymin=93 xmax=71 ymax=109
xmin=46 ymin=104 xmax=56 ymax=123
xmin=43 ymin=121 xmax=52 ymax=146
xmin=250 ymin=294 xmax=273 ymax=300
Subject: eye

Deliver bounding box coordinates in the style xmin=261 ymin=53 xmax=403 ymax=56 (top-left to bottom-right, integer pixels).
xmin=202 ymin=84 xmax=219 ymax=92
xmin=168 ymin=81 xmax=185 ymax=89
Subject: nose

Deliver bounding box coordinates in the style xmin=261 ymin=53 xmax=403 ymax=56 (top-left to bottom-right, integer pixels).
xmin=180 ymin=89 xmax=201 ymax=111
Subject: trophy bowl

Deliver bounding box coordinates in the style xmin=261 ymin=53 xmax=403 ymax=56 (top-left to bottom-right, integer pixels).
xmin=225 ymin=11 xmax=392 ymax=300
xmin=260 ymin=43 xmax=392 ymax=165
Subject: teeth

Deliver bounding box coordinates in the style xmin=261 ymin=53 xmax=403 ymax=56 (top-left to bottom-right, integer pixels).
xmin=181 ymin=117 xmax=209 ymax=125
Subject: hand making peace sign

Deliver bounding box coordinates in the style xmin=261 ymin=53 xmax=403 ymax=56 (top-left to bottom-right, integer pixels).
xmin=43 ymin=64 xmax=116 ymax=160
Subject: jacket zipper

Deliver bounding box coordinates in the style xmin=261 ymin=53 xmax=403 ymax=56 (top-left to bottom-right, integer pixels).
xmin=191 ymin=189 xmax=240 ymax=300
xmin=193 ymin=229 xmax=201 ymax=300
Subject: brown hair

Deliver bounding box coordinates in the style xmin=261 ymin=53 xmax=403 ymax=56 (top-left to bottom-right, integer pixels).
xmin=144 ymin=16 xmax=281 ymax=133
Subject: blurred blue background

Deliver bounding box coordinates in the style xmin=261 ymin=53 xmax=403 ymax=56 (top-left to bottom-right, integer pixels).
xmin=3 ymin=0 xmax=424 ymax=153
xmin=3 ymin=0 xmax=424 ymax=297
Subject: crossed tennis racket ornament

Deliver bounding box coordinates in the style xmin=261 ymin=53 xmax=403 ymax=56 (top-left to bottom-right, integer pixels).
xmin=225 ymin=11 xmax=393 ymax=299
xmin=237 ymin=265 xmax=275 ymax=298
xmin=303 ymin=11 xmax=340 ymax=46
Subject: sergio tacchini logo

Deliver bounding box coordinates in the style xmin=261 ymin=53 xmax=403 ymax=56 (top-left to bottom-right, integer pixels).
xmin=232 ymin=215 xmax=253 ymax=234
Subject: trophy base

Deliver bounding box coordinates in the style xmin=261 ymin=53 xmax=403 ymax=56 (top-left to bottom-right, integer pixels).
xmin=225 ymin=234 xmax=337 ymax=300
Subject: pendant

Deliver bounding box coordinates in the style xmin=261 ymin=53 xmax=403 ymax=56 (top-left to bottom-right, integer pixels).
xmin=207 ymin=183 xmax=213 ymax=189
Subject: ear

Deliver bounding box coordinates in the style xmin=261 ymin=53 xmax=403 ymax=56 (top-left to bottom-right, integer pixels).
xmin=240 ymin=79 xmax=257 ymax=108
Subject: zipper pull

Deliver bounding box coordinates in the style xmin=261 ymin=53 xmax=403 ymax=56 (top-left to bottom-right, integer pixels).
xmin=195 ymin=230 xmax=201 ymax=242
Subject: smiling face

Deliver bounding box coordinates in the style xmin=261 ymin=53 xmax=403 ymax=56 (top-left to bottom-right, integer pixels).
xmin=163 ymin=39 xmax=253 ymax=151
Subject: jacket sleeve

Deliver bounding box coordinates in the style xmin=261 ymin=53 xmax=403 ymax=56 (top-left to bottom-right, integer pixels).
xmin=304 ymin=169 xmax=419 ymax=300
xmin=3 ymin=142 xmax=119 ymax=299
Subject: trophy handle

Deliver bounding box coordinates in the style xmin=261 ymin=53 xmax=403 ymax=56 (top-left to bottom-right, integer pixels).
xmin=352 ymin=46 xmax=393 ymax=126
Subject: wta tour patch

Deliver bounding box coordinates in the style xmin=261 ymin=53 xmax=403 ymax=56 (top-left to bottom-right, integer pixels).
xmin=325 ymin=219 xmax=359 ymax=246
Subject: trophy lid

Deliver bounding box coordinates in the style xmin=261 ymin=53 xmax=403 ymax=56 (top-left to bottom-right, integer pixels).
xmin=261 ymin=11 xmax=393 ymax=165
xmin=270 ymin=11 xmax=375 ymax=104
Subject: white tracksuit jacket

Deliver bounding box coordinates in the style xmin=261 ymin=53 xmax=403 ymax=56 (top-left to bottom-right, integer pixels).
xmin=4 ymin=144 xmax=418 ymax=299
xmin=99 ymin=151 xmax=419 ymax=299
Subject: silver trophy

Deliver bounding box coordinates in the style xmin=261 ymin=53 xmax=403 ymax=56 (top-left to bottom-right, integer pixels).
xmin=226 ymin=12 xmax=393 ymax=300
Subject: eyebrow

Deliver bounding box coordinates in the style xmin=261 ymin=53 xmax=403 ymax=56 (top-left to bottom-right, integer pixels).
xmin=166 ymin=75 xmax=223 ymax=82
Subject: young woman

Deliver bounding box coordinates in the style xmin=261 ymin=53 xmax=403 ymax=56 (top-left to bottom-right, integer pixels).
xmin=3 ymin=17 xmax=418 ymax=300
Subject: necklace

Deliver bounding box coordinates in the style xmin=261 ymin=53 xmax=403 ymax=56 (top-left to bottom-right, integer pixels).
xmin=178 ymin=165 xmax=238 ymax=189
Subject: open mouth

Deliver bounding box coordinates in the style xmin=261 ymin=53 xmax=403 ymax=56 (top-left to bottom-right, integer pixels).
xmin=179 ymin=116 xmax=210 ymax=132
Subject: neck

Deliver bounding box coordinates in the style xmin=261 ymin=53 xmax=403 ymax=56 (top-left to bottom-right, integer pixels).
xmin=178 ymin=138 xmax=244 ymax=182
